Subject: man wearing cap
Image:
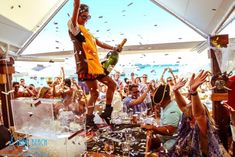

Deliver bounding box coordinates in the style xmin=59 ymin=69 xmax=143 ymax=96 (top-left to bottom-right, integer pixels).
xmin=142 ymin=84 xmax=182 ymax=151
xmin=68 ymin=0 xmax=123 ymax=128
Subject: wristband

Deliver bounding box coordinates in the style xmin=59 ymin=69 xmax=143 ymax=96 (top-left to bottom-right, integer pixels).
xmin=189 ymin=90 xmax=198 ymax=96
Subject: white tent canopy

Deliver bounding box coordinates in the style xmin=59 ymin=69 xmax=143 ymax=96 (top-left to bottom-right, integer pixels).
xmin=0 ymin=0 xmax=68 ymax=54
xmin=150 ymin=0 xmax=234 ymax=36
xmin=0 ymin=0 xmax=234 ymax=58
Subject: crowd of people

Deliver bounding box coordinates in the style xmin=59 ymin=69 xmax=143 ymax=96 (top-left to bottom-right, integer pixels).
xmin=10 ymin=66 xmax=231 ymax=156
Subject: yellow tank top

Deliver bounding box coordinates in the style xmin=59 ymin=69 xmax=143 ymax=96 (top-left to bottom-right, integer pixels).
xmin=79 ymin=25 xmax=104 ymax=74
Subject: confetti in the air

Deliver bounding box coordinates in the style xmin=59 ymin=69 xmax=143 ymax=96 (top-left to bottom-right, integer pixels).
xmin=127 ymin=2 xmax=133 ymax=7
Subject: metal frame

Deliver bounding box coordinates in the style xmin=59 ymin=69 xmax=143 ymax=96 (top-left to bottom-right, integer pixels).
xmin=149 ymin=0 xmax=208 ymax=39
xmin=17 ymin=0 xmax=69 ymax=55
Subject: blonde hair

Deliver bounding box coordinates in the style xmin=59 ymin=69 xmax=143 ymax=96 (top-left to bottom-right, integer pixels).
xmin=38 ymin=87 xmax=50 ymax=98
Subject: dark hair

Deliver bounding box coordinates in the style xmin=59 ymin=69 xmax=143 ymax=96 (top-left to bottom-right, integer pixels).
xmin=13 ymin=82 xmax=19 ymax=87
xmin=167 ymin=77 xmax=172 ymax=81
xmin=29 ymin=84 xmax=35 ymax=87
xmin=79 ymin=4 xmax=89 ymax=15
xmin=153 ymin=84 xmax=171 ymax=104
xmin=124 ymin=78 xmax=129 ymax=84
xmin=129 ymin=84 xmax=138 ymax=91
xmin=64 ymin=78 xmax=71 ymax=87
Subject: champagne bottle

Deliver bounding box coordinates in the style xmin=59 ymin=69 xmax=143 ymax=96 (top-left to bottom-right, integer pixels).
xmin=102 ymin=38 xmax=127 ymax=75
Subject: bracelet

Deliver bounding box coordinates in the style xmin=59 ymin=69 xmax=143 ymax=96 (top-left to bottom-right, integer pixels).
xmin=189 ymin=90 xmax=198 ymax=96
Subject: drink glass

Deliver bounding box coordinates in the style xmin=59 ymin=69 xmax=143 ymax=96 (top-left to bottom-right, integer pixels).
xmin=132 ymin=114 xmax=138 ymax=124
xmin=121 ymin=142 xmax=130 ymax=157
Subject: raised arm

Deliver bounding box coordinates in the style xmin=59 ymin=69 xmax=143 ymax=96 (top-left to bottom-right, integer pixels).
xmin=128 ymin=84 xmax=151 ymax=107
xmin=71 ymin=0 xmax=80 ymax=26
xmin=96 ymin=39 xmax=115 ymax=51
xmin=160 ymin=68 xmax=168 ymax=84
xmin=172 ymin=78 xmax=188 ymax=113
xmin=96 ymin=39 xmax=123 ymax=52
xmin=60 ymin=67 xmax=65 ymax=81
xmin=189 ymin=70 xmax=208 ymax=136
xmin=168 ymin=68 xmax=177 ymax=84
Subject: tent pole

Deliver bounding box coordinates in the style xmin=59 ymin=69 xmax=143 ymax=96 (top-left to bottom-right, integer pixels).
xmin=209 ymin=35 xmax=230 ymax=150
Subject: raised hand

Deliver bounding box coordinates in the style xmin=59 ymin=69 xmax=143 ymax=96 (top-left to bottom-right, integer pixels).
xmin=164 ymin=68 xmax=168 ymax=72
xmin=114 ymin=45 xmax=122 ymax=52
xmin=168 ymin=68 xmax=173 ymax=73
xmin=74 ymin=0 xmax=80 ymax=5
xmin=189 ymin=70 xmax=208 ymax=92
xmin=172 ymin=78 xmax=187 ymax=91
xmin=147 ymin=84 xmax=153 ymax=92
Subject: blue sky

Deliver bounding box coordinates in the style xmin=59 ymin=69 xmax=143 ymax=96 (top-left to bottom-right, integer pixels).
xmin=23 ymin=0 xmax=204 ymax=54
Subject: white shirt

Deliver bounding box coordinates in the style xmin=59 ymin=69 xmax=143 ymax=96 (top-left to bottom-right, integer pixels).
xmin=67 ymin=19 xmax=80 ymax=36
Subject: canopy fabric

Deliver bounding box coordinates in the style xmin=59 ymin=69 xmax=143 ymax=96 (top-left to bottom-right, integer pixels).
xmin=150 ymin=0 xmax=235 ymax=36
xmin=0 ymin=0 xmax=67 ymax=53
xmin=0 ymin=0 xmax=234 ymax=57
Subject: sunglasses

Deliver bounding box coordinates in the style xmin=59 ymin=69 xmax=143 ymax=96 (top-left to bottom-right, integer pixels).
xmin=81 ymin=15 xmax=91 ymax=20
xmin=167 ymin=79 xmax=173 ymax=82
xmin=142 ymin=76 xmax=147 ymax=78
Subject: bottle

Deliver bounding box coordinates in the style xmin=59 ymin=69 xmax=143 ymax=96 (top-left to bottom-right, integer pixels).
xmin=102 ymin=38 xmax=127 ymax=75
